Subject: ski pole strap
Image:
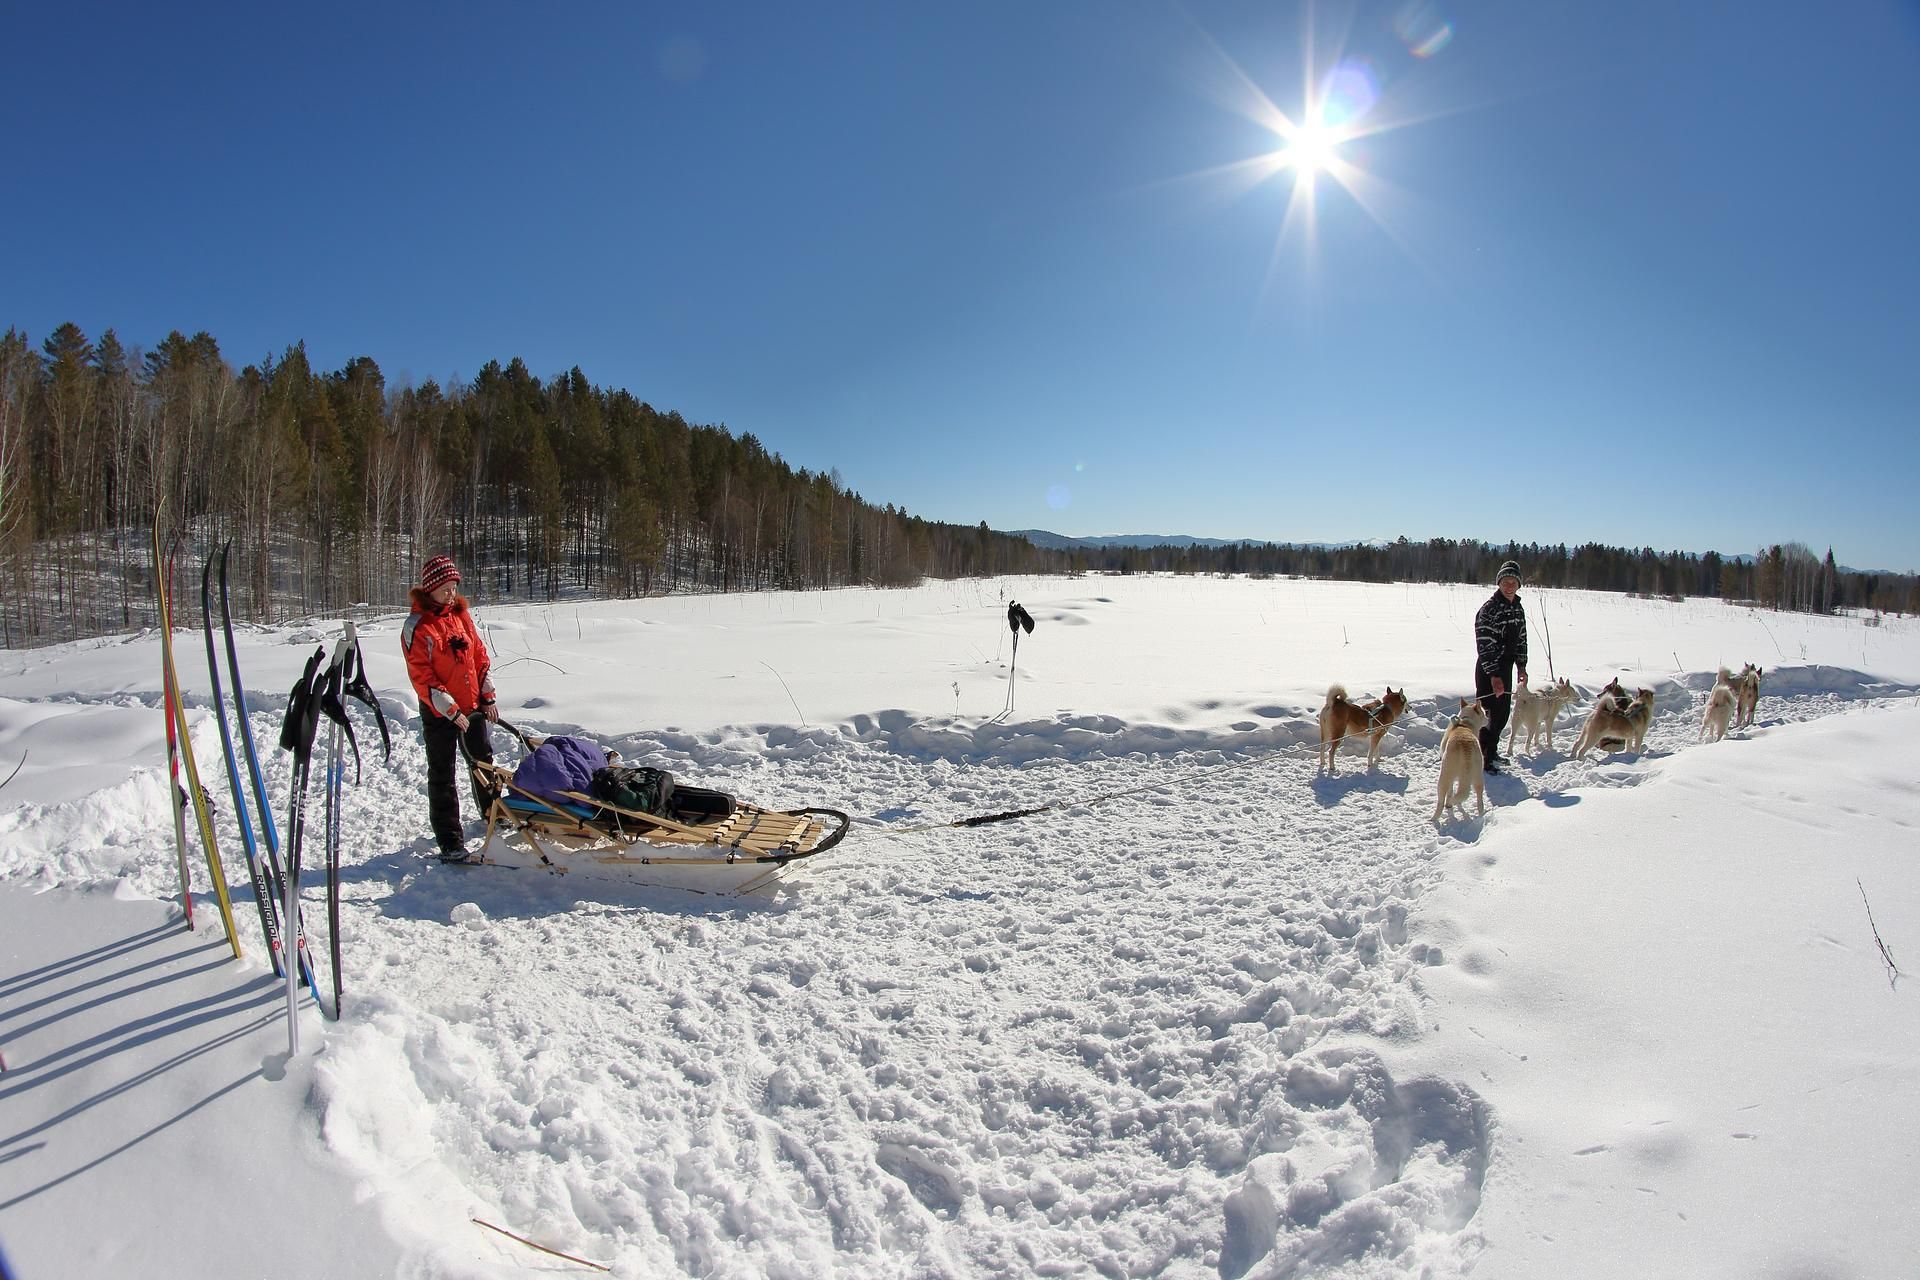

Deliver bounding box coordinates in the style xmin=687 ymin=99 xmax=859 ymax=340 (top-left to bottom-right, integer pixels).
xmin=318 ymin=649 xmax=363 ymax=784
xmin=279 ymin=647 xmax=327 ymax=760
xmin=342 ymin=638 xmax=392 ymax=763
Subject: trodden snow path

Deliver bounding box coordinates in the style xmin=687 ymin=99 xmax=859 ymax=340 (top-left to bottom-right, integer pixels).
xmin=6 ymin=656 xmax=1907 ymax=1277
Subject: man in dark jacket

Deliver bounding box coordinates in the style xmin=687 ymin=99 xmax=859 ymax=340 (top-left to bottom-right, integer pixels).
xmin=1474 ymin=560 xmax=1528 ymax=772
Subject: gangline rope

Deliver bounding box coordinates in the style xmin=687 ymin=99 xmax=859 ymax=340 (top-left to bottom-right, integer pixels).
xmin=856 ymin=691 xmax=1426 ymax=842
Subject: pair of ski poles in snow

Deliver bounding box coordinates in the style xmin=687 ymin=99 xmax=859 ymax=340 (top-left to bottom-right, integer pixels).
xmin=997 ymin=601 xmax=1036 ymax=720
xmin=277 ymin=621 xmax=390 ymax=1053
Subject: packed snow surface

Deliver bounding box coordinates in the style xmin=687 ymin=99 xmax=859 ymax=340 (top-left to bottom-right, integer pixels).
xmin=2 ymin=575 xmax=1916 ymax=1278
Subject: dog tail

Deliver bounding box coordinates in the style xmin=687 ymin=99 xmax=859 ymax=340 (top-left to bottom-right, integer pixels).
xmin=1324 ymin=684 xmax=1348 ymax=709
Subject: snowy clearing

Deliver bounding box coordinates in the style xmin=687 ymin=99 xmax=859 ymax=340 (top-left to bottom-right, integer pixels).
xmin=3 ymin=576 xmax=1917 ymax=1279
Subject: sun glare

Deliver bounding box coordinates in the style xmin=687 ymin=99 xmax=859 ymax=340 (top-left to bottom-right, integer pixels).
xmin=1167 ymin=2 xmax=1463 ymax=294
xmin=1281 ymin=118 xmax=1341 ymax=175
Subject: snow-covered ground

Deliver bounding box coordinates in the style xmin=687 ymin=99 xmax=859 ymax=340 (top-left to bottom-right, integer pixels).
xmin=2 ymin=575 xmax=1916 ymax=1278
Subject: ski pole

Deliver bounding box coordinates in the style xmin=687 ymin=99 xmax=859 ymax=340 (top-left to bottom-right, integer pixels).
xmin=1006 ymin=628 xmax=1019 ymax=719
xmin=1539 ymin=596 xmax=1557 ymax=683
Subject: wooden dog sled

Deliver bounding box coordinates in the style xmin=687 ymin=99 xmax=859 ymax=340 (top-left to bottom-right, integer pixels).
xmin=462 ymin=725 xmax=849 ymax=896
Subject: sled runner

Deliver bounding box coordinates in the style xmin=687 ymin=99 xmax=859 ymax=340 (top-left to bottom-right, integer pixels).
xmin=462 ymin=722 xmax=849 ymax=896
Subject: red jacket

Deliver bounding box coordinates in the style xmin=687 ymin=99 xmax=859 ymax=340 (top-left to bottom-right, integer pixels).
xmin=402 ymin=589 xmax=494 ymax=719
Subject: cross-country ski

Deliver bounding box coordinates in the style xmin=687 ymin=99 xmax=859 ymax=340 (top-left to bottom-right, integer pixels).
xmin=150 ymin=507 xmax=241 ymax=959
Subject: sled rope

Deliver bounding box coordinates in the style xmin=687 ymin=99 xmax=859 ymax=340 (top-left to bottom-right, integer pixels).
xmin=868 ymin=740 xmax=1309 ymax=838
xmin=864 ymin=689 xmax=1464 ymax=840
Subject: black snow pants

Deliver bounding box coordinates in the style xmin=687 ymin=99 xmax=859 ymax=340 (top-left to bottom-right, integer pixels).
xmin=421 ymin=702 xmax=494 ymax=853
xmin=1475 ymin=663 xmax=1513 ymax=764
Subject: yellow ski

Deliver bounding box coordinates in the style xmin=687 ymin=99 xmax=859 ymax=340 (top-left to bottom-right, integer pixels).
xmin=155 ymin=504 xmax=243 ymax=960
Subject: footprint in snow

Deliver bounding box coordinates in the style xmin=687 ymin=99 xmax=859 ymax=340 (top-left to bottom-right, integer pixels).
xmin=875 ymin=1143 xmax=963 ymax=1217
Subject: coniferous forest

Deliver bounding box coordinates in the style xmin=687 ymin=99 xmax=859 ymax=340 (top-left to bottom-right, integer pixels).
xmin=1 ymin=323 xmax=1913 ymax=648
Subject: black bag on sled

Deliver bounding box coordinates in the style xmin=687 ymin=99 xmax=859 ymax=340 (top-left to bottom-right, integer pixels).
xmin=591 ymin=765 xmax=673 ymax=815
xmin=590 ymin=765 xmax=736 ymax=823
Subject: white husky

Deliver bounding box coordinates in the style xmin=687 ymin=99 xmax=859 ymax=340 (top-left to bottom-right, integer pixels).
xmin=1433 ymin=698 xmax=1491 ymax=823
xmin=1506 ymin=677 xmax=1578 ymax=755
xmin=1700 ymin=670 xmax=1736 ymax=743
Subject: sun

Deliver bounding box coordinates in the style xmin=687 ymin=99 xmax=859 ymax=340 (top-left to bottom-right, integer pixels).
xmin=1280 ymin=117 xmax=1342 ymax=176
xmin=1164 ymin=5 xmax=1461 ymax=287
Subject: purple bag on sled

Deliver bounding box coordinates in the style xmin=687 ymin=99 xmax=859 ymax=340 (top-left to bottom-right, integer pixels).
xmin=511 ymin=735 xmax=608 ymax=804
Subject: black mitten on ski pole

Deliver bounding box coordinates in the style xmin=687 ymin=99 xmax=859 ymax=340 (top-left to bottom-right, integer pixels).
xmin=280 ymin=647 xmax=326 ymax=759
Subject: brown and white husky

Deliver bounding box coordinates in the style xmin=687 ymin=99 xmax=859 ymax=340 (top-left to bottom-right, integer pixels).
xmin=1573 ymin=687 xmax=1655 ymax=759
xmin=1432 ymin=698 xmax=1491 ymax=822
xmin=1318 ymin=684 xmax=1409 ymax=775
xmin=1506 ymin=677 xmax=1579 ymax=755
xmin=1730 ymin=663 xmax=1763 ymax=729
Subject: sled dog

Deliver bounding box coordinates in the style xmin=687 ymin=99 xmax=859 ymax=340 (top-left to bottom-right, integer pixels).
xmin=1432 ymin=698 xmax=1491 ymax=822
xmin=1506 ymin=677 xmax=1579 ymax=755
xmin=1574 ymin=687 xmax=1655 ymax=759
xmin=1700 ymin=673 xmax=1736 ymax=743
xmin=1318 ymin=684 xmax=1409 ymax=775
xmin=1731 ymin=663 xmax=1763 ymax=729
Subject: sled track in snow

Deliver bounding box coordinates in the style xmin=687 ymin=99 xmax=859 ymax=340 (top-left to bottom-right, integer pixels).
xmin=2 ymin=681 xmax=1912 ymax=1277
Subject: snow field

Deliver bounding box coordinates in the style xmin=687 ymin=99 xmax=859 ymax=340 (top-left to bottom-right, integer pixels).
xmin=1403 ymin=701 xmax=1920 ymax=1279
xmin=4 ymin=575 xmax=1918 ymax=1277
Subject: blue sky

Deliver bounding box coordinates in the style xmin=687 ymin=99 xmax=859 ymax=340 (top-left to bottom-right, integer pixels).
xmin=6 ymin=2 xmax=1917 ymax=569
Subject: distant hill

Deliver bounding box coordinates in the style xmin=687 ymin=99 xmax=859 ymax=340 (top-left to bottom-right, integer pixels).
xmin=1009 ymin=530 xmax=1368 ymax=552
xmin=1012 ymin=533 xmax=1864 ymax=570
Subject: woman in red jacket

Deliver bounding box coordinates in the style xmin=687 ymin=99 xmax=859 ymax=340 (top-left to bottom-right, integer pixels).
xmin=403 ymin=555 xmax=498 ymax=859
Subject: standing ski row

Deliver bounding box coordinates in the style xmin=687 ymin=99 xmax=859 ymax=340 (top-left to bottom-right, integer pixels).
xmin=151 ymin=503 xmax=241 ymax=958
xmin=152 ymin=510 xmax=390 ymax=1047
xmin=203 ymin=542 xmax=319 ymax=993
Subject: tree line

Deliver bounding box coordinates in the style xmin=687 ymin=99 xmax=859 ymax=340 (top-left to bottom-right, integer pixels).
xmin=2 ymin=321 xmax=1911 ymax=648
xmin=0 ymin=323 xmax=1057 ymax=646
xmin=1073 ymin=537 xmax=1917 ymax=616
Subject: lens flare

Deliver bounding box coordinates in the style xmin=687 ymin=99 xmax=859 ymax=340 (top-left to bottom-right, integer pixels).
xmin=1394 ymin=2 xmax=1454 ymax=59
xmin=1046 ymin=484 xmax=1072 ymax=511
xmin=1320 ymin=59 xmax=1381 ymax=128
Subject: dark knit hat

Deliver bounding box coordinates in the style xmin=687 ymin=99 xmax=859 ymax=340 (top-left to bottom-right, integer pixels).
xmin=421 ymin=555 xmax=461 ymax=592
xmin=1496 ymin=560 xmax=1521 ymax=585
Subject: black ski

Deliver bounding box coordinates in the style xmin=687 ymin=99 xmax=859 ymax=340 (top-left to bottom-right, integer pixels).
xmin=202 ymin=552 xmax=284 ymax=974
xmin=216 ymin=544 xmax=318 ymax=992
